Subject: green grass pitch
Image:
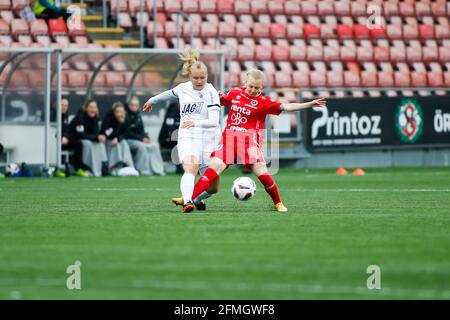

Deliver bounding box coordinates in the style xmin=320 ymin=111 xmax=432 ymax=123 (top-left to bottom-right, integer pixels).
xmin=1 ymin=167 xmax=450 ymax=299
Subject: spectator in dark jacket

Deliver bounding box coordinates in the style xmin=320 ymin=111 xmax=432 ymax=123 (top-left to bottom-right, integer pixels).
xmin=32 ymin=0 xmax=72 ymax=21
xmin=125 ymin=96 xmax=165 ymax=176
xmin=51 ymin=98 xmax=87 ymax=177
xmin=69 ymin=99 xmax=108 ymax=177
xmin=100 ymin=102 xmax=134 ymax=173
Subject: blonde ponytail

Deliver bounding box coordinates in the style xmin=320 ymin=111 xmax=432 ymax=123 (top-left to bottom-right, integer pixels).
xmin=179 ymin=48 xmax=207 ymax=76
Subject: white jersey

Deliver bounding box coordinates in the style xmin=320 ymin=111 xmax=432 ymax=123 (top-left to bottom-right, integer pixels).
xmin=149 ymin=81 xmax=221 ymax=139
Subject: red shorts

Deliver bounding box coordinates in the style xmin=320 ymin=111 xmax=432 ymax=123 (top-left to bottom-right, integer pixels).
xmin=211 ymin=130 xmax=265 ymax=170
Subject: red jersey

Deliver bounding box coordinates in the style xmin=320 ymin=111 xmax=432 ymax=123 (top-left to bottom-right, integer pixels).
xmin=220 ymin=87 xmax=282 ymax=133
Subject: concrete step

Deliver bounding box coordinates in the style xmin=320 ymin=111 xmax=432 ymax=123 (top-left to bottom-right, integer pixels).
xmin=92 ymin=39 xmax=141 ymax=47
xmin=87 ymin=27 xmax=125 ymax=40
xmin=81 ymin=15 xmax=104 ymax=28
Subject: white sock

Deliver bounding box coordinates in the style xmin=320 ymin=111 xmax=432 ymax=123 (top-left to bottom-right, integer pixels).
xmin=194 ymin=191 xmax=212 ymax=204
xmin=180 ymin=173 xmax=195 ymax=204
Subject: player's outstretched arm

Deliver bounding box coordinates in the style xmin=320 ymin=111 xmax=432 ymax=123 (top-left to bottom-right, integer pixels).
xmin=143 ymin=88 xmax=179 ymax=112
xmin=280 ymin=98 xmax=326 ymax=112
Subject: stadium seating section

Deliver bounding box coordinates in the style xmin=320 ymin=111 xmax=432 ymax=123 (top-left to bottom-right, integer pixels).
xmin=0 ymin=0 xmax=449 ymax=99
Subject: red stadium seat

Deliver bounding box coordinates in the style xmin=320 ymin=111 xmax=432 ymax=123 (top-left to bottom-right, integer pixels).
xmin=411 ymin=71 xmax=427 ymax=87
xmin=68 ymin=19 xmax=86 ymax=36
xmin=340 ymin=46 xmax=356 ymax=62
xmin=0 ymin=10 xmax=13 ymax=23
xmin=323 ymin=45 xmax=340 ymax=61
xmin=374 ymin=46 xmax=389 ymax=62
xmin=254 ymin=45 xmax=272 ymax=61
xmin=415 ymin=2 xmax=431 ymax=16
xmin=369 ymin=26 xmax=386 ymax=39
xmin=354 ymin=24 xmax=369 ymax=38
xmin=216 ymin=0 xmax=234 ymax=14
xmin=383 ymin=2 xmax=399 ymax=16
xmin=306 ymin=45 xmax=323 ymax=61
xmin=237 ymin=44 xmax=254 ymax=61
xmin=218 ymin=21 xmax=234 ymax=38
xmin=351 ymin=1 xmax=366 ymax=16
xmin=344 ymin=71 xmax=360 ymax=87
xmin=303 ymin=24 xmax=320 ymax=38
xmin=272 ymin=45 xmax=289 ymax=61
xmin=274 ymin=71 xmax=292 ymax=87
xmin=427 ymin=71 xmax=444 ymax=87
xmin=431 ymin=2 xmax=446 ymax=17
xmin=336 ymin=24 xmax=353 ymax=38
xmin=386 ymin=25 xmax=402 ymax=39
xmin=286 ymin=23 xmax=302 ymax=39
xmin=10 ymin=70 xmax=29 ymax=87
xmin=198 ymin=0 xmax=216 ymax=13
xmin=399 ymin=2 xmax=415 ymax=16
xmin=200 ymin=21 xmax=217 ymax=38
xmin=29 ymin=19 xmax=48 ymax=36
xmin=233 ymin=0 xmax=251 ymax=15
xmin=284 ymin=1 xmax=301 ymax=15
xmin=334 ymin=1 xmax=350 ymax=16
xmin=327 ymin=71 xmax=343 ymax=87
xmin=147 ymin=21 xmax=164 ymax=38
xmin=110 ymin=0 xmax=128 ymax=12
xmin=0 ymin=0 xmax=11 ymax=10
xmin=439 ymin=46 xmax=450 ymax=62
xmin=361 ymin=71 xmax=377 ymax=87
xmin=251 ymin=0 xmax=267 ymax=15
xmin=11 ymin=18 xmax=28 ymax=35
xmin=268 ymin=1 xmax=284 ymax=15
xmin=356 ymin=46 xmax=373 ymax=62
xmin=310 ymin=71 xmax=326 ymax=88
xmin=444 ymin=72 xmax=450 ymax=87
xmin=164 ymin=0 xmax=181 ymax=13
xmin=48 ymin=19 xmax=67 ymax=36
xmin=119 ymin=12 xmax=133 ymax=29
xmin=301 ymin=2 xmax=317 ymax=15
xmin=289 ymin=45 xmax=306 ymax=61
xmin=233 ymin=22 xmax=251 ymax=38
xmin=253 ymin=23 xmax=270 ymax=38
xmin=146 ymin=0 xmax=163 ymax=11
xmin=292 ymin=71 xmax=309 ymax=87
xmin=419 ymin=25 xmax=435 ymax=39
xmin=318 ymin=1 xmax=334 ymax=15
xmin=12 ymin=0 xmax=27 ymax=11
xmin=269 ymin=23 xmax=286 ymax=39
xmin=0 ymin=18 xmax=9 ymax=35
xmin=390 ymin=44 xmax=406 ymax=62
xmin=394 ymin=71 xmax=410 ymax=87
xmin=143 ymin=72 xmax=163 ymax=87
xmin=436 ymin=25 xmax=450 ymax=39
xmin=406 ymin=45 xmax=422 ymax=62
xmin=66 ymin=71 xmax=88 ymax=88
xmin=378 ymin=71 xmax=394 ymax=87
xmin=423 ymin=43 xmax=439 ymax=62
xmin=105 ymin=72 xmax=126 ymax=87
xmin=403 ymin=24 xmax=418 ymax=40
xmin=182 ymin=0 xmax=199 ymax=13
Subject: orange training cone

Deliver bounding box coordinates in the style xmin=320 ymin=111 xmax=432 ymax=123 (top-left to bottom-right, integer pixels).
xmin=352 ymin=168 xmax=366 ymax=176
xmin=336 ymin=167 xmax=348 ymax=175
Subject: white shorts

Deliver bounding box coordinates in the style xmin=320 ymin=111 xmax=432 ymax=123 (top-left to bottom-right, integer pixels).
xmin=177 ymin=132 xmax=220 ymax=175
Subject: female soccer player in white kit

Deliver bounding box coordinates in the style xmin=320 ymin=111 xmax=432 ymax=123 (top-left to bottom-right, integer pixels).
xmin=143 ymin=49 xmax=221 ymax=213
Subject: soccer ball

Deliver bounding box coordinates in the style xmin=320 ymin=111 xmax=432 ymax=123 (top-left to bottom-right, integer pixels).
xmin=5 ymin=162 xmax=20 ymax=176
xmin=231 ymin=177 xmax=257 ymax=201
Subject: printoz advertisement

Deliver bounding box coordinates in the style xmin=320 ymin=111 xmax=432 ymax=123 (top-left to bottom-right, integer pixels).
xmin=305 ymin=96 xmax=450 ymax=152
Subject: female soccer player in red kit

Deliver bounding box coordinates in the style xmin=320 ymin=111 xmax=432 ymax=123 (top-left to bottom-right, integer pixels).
xmin=187 ymin=69 xmax=326 ymax=213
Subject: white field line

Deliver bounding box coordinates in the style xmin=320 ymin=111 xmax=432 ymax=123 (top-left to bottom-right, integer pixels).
xmin=130 ymin=279 xmax=450 ymax=299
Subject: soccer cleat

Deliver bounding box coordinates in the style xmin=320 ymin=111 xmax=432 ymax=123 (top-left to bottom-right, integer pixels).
xmin=173 ymin=197 xmax=206 ymax=210
xmin=55 ymin=169 xmax=66 ymax=177
xmin=275 ymin=202 xmax=288 ymax=212
xmin=171 ymin=197 xmax=184 ymax=206
xmin=74 ymin=169 xmax=91 ymax=177
xmin=182 ymin=201 xmax=195 ymax=214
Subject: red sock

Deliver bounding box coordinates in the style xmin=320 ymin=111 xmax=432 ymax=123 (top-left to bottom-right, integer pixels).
xmin=192 ymin=168 xmax=218 ymax=202
xmin=258 ymin=173 xmax=282 ymax=205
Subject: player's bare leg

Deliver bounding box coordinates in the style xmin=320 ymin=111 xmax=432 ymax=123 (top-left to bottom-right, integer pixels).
xmin=252 ymin=162 xmax=287 ymax=212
